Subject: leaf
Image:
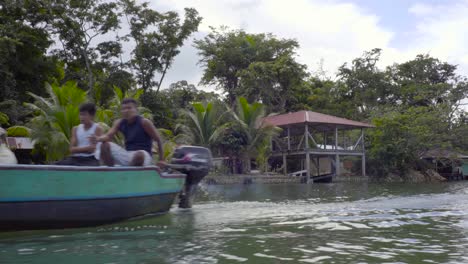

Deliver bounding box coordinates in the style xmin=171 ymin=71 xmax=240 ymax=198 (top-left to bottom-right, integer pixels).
xmin=113 ymin=85 xmax=124 ymax=102
xmin=0 ymin=112 xmax=9 ymax=125
xmin=7 ymin=126 xmax=31 ymax=137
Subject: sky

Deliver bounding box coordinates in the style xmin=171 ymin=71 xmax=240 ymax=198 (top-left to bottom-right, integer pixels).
xmin=146 ymin=0 xmax=468 ymax=91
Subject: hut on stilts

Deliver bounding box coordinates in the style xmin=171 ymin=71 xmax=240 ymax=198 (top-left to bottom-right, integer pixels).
xmin=264 ymin=111 xmax=374 ymax=183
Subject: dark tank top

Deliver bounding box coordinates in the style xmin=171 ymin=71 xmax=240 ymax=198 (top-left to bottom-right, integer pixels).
xmin=118 ymin=116 xmax=152 ymax=154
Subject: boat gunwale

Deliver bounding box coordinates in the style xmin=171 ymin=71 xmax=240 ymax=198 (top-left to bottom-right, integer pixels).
xmin=0 ymin=165 xmax=186 ymax=178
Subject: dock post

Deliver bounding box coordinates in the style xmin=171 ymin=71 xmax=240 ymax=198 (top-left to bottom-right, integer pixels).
xmin=305 ymin=124 xmax=311 ymax=183
xmin=361 ymin=129 xmax=366 ymax=177
xmin=283 ymin=153 xmax=287 ymax=176
xmin=335 ymin=127 xmax=340 ymax=177
xmin=362 ymin=154 xmax=366 ymax=177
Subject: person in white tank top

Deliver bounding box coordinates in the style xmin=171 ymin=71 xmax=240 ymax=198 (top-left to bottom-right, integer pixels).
xmin=55 ymin=103 xmax=103 ymax=166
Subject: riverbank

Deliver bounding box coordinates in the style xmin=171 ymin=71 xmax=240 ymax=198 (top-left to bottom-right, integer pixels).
xmin=202 ymin=169 xmax=461 ymax=184
xmin=203 ymin=173 xmax=302 ymax=184
xmin=202 ymin=173 xmax=371 ymax=184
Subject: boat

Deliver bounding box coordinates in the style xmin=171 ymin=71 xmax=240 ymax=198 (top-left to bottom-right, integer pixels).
xmin=0 ymin=164 xmax=186 ymax=231
xmin=288 ymin=170 xmax=334 ymax=183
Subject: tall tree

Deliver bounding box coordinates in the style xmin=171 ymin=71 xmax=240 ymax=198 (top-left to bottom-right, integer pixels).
xmin=194 ymin=27 xmax=303 ymax=106
xmin=0 ymin=0 xmax=60 ymax=103
xmin=120 ymin=0 xmax=202 ymax=92
xmin=337 ymin=48 xmax=392 ymax=120
xmin=387 ymin=54 xmax=468 ymax=119
xmin=365 ymin=53 xmax=468 ymax=177
xmin=238 ymin=53 xmax=308 ymax=113
xmin=47 ymin=0 xmax=121 ymax=91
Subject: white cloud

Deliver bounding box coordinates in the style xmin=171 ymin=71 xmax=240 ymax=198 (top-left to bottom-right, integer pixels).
xmin=153 ymin=0 xmax=395 ymax=88
xmin=406 ymin=1 xmax=468 ymax=75
xmin=408 ymin=3 xmax=436 ymax=16
xmin=150 ymin=0 xmax=468 ymax=92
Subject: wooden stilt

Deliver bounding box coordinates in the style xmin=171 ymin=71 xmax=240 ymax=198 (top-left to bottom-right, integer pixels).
xmin=361 ymin=129 xmax=366 ymax=177
xmin=305 ymin=124 xmax=311 ymax=183
xmin=283 ymin=153 xmax=287 ymax=176
xmin=335 ymin=127 xmax=340 ymax=177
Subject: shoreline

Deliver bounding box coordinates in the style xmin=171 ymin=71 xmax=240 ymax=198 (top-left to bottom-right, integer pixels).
xmin=201 ymin=169 xmax=464 ymax=184
xmin=202 ymin=173 xmax=369 ymax=185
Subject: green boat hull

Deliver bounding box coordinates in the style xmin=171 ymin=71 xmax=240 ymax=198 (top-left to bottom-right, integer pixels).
xmin=0 ymin=165 xmax=185 ymax=230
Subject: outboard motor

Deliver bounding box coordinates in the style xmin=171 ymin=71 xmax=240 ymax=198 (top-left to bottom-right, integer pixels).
xmin=169 ymin=145 xmax=212 ymax=208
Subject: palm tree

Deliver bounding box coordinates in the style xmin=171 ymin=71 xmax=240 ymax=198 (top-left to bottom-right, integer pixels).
xmin=231 ymin=97 xmax=281 ymax=173
xmin=95 ymin=86 xmax=152 ymax=126
xmin=176 ymin=102 xmax=228 ymax=148
xmin=25 ymin=81 xmax=87 ymax=162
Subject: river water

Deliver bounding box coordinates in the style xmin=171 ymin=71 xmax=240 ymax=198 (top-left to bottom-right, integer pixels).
xmin=1 ymin=181 xmax=468 ymax=264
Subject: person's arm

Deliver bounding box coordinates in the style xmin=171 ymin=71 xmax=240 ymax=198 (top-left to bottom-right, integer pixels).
xmin=89 ymin=119 xmax=121 ymax=144
xmin=69 ymin=127 xmax=78 ymax=153
xmin=141 ymin=118 xmax=164 ymax=161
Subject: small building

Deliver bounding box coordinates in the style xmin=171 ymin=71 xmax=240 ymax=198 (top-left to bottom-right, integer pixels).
xmin=421 ymin=149 xmax=468 ymax=181
xmin=264 ymin=110 xmax=374 ymax=183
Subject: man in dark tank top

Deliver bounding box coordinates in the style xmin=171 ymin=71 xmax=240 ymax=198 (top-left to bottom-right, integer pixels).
xmin=90 ymin=98 xmax=164 ymax=166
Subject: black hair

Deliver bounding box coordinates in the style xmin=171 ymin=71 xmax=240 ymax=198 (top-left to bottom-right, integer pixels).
xmin=122 ymin=98 xmax=138 ymax=106
xmin=79 ymin=103 xmax=96 ymax=116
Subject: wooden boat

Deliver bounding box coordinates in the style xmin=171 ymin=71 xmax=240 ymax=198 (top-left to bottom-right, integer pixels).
xmin=0 ymin=164 xmax=185 ymax=231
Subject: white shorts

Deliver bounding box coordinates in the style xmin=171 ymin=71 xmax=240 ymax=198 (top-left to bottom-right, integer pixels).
xmin=95 ymin=142 xmax=153 ymax=166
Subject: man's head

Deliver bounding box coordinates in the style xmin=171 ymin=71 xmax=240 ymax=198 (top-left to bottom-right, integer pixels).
xmin=121 ymin=98 xmax=138 ymax=120
xmin=79 ymin=103 xmax=96 ymax=125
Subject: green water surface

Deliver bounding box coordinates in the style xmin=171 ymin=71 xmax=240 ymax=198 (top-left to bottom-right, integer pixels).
xmin=1 ymin=181 xmax=468 ymax=264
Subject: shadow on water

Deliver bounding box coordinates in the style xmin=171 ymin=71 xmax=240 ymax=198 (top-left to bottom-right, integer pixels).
xmin=1 ymin=181 xmax=468 ymax=263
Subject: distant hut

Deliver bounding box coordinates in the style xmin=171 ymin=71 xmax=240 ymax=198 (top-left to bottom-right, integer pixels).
xmin=264 ymin=111 xmax=374 ymax=183
xmin=421 ymin=148 xmax=468 ymax=180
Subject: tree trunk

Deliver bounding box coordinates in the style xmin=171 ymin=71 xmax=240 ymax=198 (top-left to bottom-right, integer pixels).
xmin=82 ymin=49 xmax=94 ymax=91
xmin=156 ymin=60 xmax=170 ymax=93
xmin=242 ymin=155 xmax=251 ymax=174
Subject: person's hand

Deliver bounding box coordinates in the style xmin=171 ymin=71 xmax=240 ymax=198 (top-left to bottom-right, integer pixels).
xmin=156 ymin=160 xmax=167 ymax=168
xmin=88 ymin=135 xmax=98 ymax=145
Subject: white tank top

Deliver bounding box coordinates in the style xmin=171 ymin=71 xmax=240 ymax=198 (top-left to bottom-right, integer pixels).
xmin=73 ymin=123 xmax=97 ymax=157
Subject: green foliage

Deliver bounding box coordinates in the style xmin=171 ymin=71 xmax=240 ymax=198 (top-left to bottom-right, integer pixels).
xmin=230 ymin=97 xmax=281 ymax=172
xmin=194 ymin=27 xmax=303 ymax=106
xmin=176 ymin=102 xmax=228 ymax=148
xmin=157 ymin=128 xmax=178 ymax=160
xmin=0 ymin=112 xmax=9 ymax=126
xmin=388 ymin=54 xmax=468 ymax=108
xmin=238 ymin=53 xmax=308 ymax=113
xmin=48 ymin=0 xmax=121 ymax=91
xmin=337 ymin=48 xmax=392 ymax=120
xmin=121 ymin=0 xmax=202 ymax=91
xmin=368 ymin=106 xmax=452 ymax=176
xmin=25 ymin=81 xmax=87 ymax=162
xmin=0 ymin=1 xmax=60 ymax=102
xmin=140 ymin=81 xmax=220 ymax=130
xmin=95 ymin=86 xmax=151 ymax=125
xmin=6 ymin=126 xmax=31 ymax=137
